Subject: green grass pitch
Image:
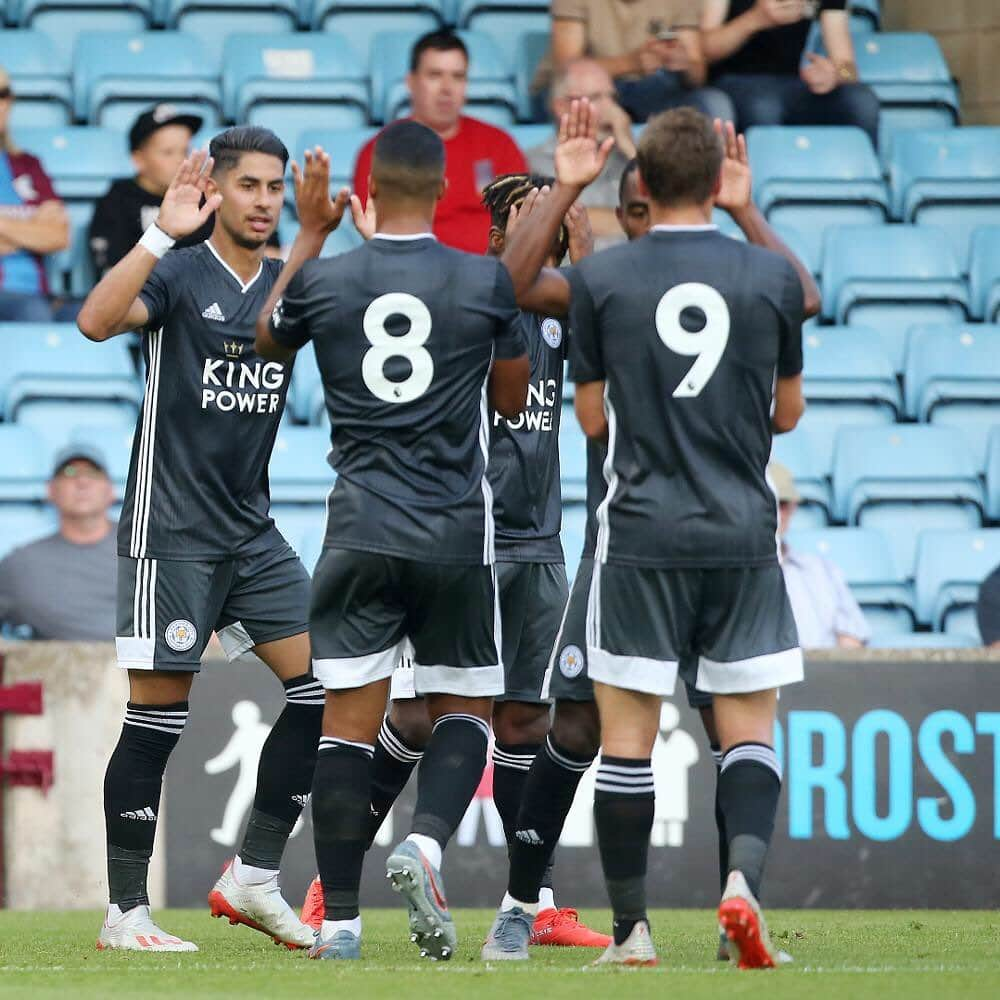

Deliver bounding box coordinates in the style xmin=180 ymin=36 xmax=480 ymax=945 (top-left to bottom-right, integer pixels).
xmin=0 ymin=909 xmax=997 ymax=999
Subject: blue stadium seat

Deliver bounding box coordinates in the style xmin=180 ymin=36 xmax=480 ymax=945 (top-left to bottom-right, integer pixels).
xmin=854 ymin=33 xmax=960 ymax=155
xmin=773 ymin=224 xmax=819 ymax=277
xmin=0 ymin=426 xmax=49 ymax=501
xmin=19 ymin=1 xmax=152 ymax=60
xmin=986 ymin=426 xmax=1000 ymax=522
xmin=0 ymin=506 xmax=58 ymax=561
xmin=313 ymin=1 xmax=445 ymax=62
xmin=455 ymin=1 xmax=549 ymax=67
xmin=748 ymin=126 xmax=888 ymax=266
xmin=74 ymin=32 xmax=222 ymax=129
xmin=889 ymin=128 xmax=1000 ymax=268
xmin=270 ymin=502 xmax=326 ymax=570
xmin=297 ymin=521 xmax=326 ymax=575
xmin=510 ymin=124 xmax=552 ymax=157
xmin=802 ymin=326 xmax=900 ymax=413
xmin=821 ymin=224 xmax=968 ymax=371
xmin=0 ymin=30 xmax=72 ymax=128
xmin=513 ymin=30 xmax=549 ymax=122
xmin=373 ymin=30 xmax=517 ymax=124
xmin=869 ymin=631 xmax=978 ymax=649
xmin=288 ymin=342 xmax=325 ymax=425
xmin=968 ymin=225 xmax=1000 ymax=322
xmin=45 ymin=199 xmax=98 ymax=299
xmin=770 ymin=427 xmax=831 ymax=525
xmin=558 ymin=402 xmax=586 ymax=502
xmin=164 ymin=1 xmax=300 ymax=65
xmin=904 ymin=324 xmax=1000 ymax=469
xmin=279 ymin=212 xmax=364 ymax=258
xmin=785 ymin=526 xmax=915 ymax=635
xmin=915 ymin=530 xmax=1000 ymax=637
xmin=848 ymin=0 xmax=880 ymax=32
xmin=560 ymin=502 xmax=586 ymax=585
xmin=0 ymin=324 xmax=142 ymax=422
xmin=832 ymin=425 xmax=984 ymax=576
xmin=15 ymin=127 xmax=131 ymax=200
xmin=268 ymin=426 xmax=336 ymax=503
xmin=62 ymin=422 xmax=134 ymax=489
xmin=295 ymin=126 xmax=378 ymax=192
xmin=222 ymin=33 xmax=368 ymax=135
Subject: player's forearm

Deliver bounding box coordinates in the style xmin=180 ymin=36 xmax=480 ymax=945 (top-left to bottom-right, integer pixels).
xmin=701 ymin=8 xmax=765 ymax=64
xmin=0 ymin=210 xmax=69 ymax=254
xmin=77 ymin=243 xmax=158 ymax=341
xmin=730 ymin=204 xmax=821 ymax=318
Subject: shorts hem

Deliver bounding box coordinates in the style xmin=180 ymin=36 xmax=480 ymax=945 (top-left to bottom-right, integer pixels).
xmin=696 ymin=647 xmax=804 ymax=693
xmin=413 ymin=663 xmax=504 ymax=698
xmin=227 ymin=622 xmax=308 ymax=659
xmin=494 ymin=689 xmax=550 ymax=705
xmin=587 ymin=646 xmax=678 ymax=697
xmin=313 ymin=640 xmax=404 ymax=690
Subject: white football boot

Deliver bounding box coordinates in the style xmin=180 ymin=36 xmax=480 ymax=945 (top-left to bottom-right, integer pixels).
xmin=592 ymin=919 xmax=658 ymax=967
xmin=96 ymin=904 xmax=198 ymax=952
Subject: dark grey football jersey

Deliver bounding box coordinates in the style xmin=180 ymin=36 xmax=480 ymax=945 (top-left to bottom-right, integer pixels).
xmin=269 ymin=236 xmax=526 ymax=565
xmin=489 ymin=310 xmax=567 ymax=563
xmin=581 ymin=438 xmax=606 ymax=561
xmin=569 ymin=227 xmax=804 ymax=569
xmin=119 ymin=242 xmax=288 ymax=561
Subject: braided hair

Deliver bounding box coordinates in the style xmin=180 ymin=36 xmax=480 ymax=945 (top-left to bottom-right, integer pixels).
xmin=482 ymin=172 xmax=570 ymax=261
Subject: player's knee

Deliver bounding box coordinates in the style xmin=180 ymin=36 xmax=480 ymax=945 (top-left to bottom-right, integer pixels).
xmin=492 ymin=700 xmax=550 ymax=745
xmin=388 ymin=698 xmax=432 ymax=748
xmin=550 ymin=701 xmax=601 ymax=759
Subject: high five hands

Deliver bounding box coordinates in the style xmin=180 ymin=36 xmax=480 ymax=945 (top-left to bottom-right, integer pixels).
xmin=292 ymin=147 xmax=350 ymax=238
xmin=554 ymin=98 xmax=615 ymax=191
xmin=156 ymin=150 xmax=222 ymax=240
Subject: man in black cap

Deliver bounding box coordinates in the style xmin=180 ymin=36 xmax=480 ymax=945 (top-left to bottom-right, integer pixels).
xmin=0 ymin=443 xmax=117 ymax=640
xmin=88 ymin=105 xmax=280 ymax=279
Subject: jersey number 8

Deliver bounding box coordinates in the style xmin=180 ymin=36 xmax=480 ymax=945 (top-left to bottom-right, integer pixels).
xmin=654 ymin=282 xmax=730 ymax=398
xmin=362 ymin=293 xmax=434 ymax=403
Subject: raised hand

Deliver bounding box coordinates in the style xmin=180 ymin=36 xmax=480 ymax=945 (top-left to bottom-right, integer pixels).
xmin=293 ymin=147 xmax=349 ymax=237
xmin=349 ymin=193 xmax=377 ymax=241
xmin=713 ymin=118 xmax=752 ymax=213
xmin=565 ymin=202 xmax=594 ymax=263
xmin=554 ymin=98 xmax=615 ymax=191
xmin=157 ymin=150 xmax=222 ymax=240
xmin=505 ymin=185 xmax=550 ymax=243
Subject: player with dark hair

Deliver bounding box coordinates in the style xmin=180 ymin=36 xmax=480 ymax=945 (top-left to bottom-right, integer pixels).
xmin=496 ymin=103 xmax=820 ymax=965
xmin=255 ymin=120 xmax=530 ymax=963
xmin=79 ymin=126 xmax=320 ymax=953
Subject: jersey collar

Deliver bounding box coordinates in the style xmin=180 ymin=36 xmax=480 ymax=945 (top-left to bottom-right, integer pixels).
xmin=650 ymin=224 xmax=719 ymax=232
xmin=205 ymin=239 xmax=264 ymax=294
xmin=372 ymin=232 xmax=437 ymax=241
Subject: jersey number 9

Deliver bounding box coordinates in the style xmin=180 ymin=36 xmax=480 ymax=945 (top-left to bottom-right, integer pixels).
xmin=654 ymin=282 xmax=730 ymax=398
xmin=362 ymin=292 xmax=434 ymax=403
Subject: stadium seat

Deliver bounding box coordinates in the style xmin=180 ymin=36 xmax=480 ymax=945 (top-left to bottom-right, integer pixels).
xmin=748 ymin=126 xmax=889 ymax=266
xmin=785 ymin=526 xmax=915 ymax=635
xmin=59 ymin=422 xmax=134 ymax=490
xmin=18 ymin=1 xmax=152 ymax=60
xmin=904 ymin=324 xmax=1000 ymax=469
xmin=832 ymin=425 xmax=984 ymax=576
xmin=915 ymin=530 xmax=1000 ymax=636
xmin=513 ymin=30 xmax=549 ymax=123
xmin=560 ymin=501 xmax=586 ymax=585
xmin=854 ymin=33 xmax=960 ymax=155
xmin=0 ymin=324 xmax=142 ymax=422
xmin=509 ymin=124 xmax=552 ymax=158
xmin=46 ymin=201 xmax=97 ymax=299
xmin=985 ymin=426 xmax=1000 ymax=522
xmin=373 ymin=30 xmax=517 ymax=124
xmin=164 ymin=1 xmax=300 ymax=65
xmin=0 ymin=426 xmax=49 ymax=502
xmin=869 ymin=631 xmax=979 ymax=649
xmin=821 ymin=224 xmax=969 ymax=371
xmin=222 ymin=33 xmax=368 ymax=135
xmin=279 ymin=212 xmax=364 ymax=258
xmin=773 ymin=224 xmax=818 ymax=277
xmin=312 ymin=1 xmax=445 ymax=62
xmin=268 ymin=426 xmax=336 ymax=503
xmin=15 ymin=126 xmax=131 ymax=200
xmin=73 ymin=32 xmax=222 ymax=129
xmin=0 ymin=506 xmax=58 ymax=561
xmin=0 ymin=30 xmax=73 ymax=128
xmin=297 ymin=521 xmax=326 ymax=575
xmin=294 ymin=127 xmax=378 ymax=192
xmin=802 ymin=326 xmax=900 ymax=414
xmin=270 ymin=502 xmax=326 ymax=569
xmin=848 ymin=0 xmax=880 ymax=32
xmin=968 ymin=225 xmax=1000 ymax=322
xmin=558 ymin=402 xmax=587 ymax=502
xmin=288 ymin=342 xmax=325 ymax=425
xmin=889 ymin=128 xmax=1000 ymax=268
xmin=770 ymin=426 xmax=831 ymax=525
xmin=454 ymin=1 xmax=550 ymax=67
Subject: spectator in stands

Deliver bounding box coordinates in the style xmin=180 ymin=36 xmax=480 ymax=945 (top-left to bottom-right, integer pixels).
xmin=0 ymin=444 xmax=116 ymax=641
xmin=527 ymin=59 xmax=635 ymax=249
xmin=976 ymin=564 xmax=1000 ymax=647
xmin=0 ymin=66 xmax=70 ymax=322
xmin=89 ymin=105 xmax=280 ymax=280
xmin=701 ymin=1 xmax=880 ymax=148
xmin=538 ymin=1 xmax=734 ymax=124
xmin=352 ymin=30 xmax=528 ymax=253
xmin=772 ymin=461 xmax=870 ymax=649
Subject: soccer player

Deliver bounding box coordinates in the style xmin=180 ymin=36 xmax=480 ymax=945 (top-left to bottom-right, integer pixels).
xmin=505 ymin=103 xmax=818 ymax=965
xmin=254 ymin=122 xmax=531 ymax=962
xmin=78 ymin=128 xmax=321 ymax=953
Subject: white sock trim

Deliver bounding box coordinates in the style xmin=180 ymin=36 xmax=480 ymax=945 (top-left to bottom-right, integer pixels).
xmin=233 ymin=855 xmax=278 ymax=886
xmin=321 ymin=916 xmax=361 ymax=938
xmin=405 ymin=833 xmax=442 ymax=871
xmin=500 ymin=891 xmax=538 ymax=916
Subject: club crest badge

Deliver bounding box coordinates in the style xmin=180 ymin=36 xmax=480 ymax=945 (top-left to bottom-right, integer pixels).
xmin=541 ymin=317 xmax=563 ymax=349
xmin=165 ymin=619 xmax=198 ymax=652
xmin=559 ymin=644 xmax=584 ymax=679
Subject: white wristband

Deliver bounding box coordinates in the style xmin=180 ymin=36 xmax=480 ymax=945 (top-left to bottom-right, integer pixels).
xmin=139 ymin=223 xmax=176 ymax=259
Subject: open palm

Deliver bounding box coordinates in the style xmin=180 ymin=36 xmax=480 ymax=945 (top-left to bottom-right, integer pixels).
xmin=713 ymin=119 xmax=752 ymax=213
xmin=157 ymin=150 xmax=221 ymax=239
xmin=554 ymin=98 xmax=615 ymax=189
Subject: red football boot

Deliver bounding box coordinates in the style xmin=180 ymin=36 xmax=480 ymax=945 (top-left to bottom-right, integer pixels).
xmin=300 ymin=874 xmax=323 ymax=932
xmin=530 ymin=907 xmax=612 ymax=948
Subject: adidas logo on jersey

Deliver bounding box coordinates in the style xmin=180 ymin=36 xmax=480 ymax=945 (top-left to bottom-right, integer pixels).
xmin=120 ymin=806 xmax=157 ymax=822
xmin=291 ymin=794 xmax=309 ymax=808
xmin=201 ymin=302 xmax=226 ymax=322
xmin=515 ymin=828 xmax=543 ymax=846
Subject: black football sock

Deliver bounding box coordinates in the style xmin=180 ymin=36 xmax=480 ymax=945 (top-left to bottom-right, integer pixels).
xmin=710 ymin=743 xmax=729 ymax=895
xmin=507 ymin=735 xmax=593 ymax=905
xmin=491 ymin=741 xmax=541 ymax=850
xmin=311 ymin=737 xmax=374 ymax=921
xmin=717 ymin=742 xmax=782 ymax=900
xmin=410 ymin=713 xmax=489 ymax=849
xmin=104 ymin=702 xmax=189 ymax=911
xmin=239 ymin=674 xmax=324 ymax=870
xmin=593 ymin=755 xmax=655 ymax=946
xmin=367 ymin=716 xmax=425 ymax=847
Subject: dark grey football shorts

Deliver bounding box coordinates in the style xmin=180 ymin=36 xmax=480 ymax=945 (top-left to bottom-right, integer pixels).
xmin=311 ymin=548 xmax=502 ymax=697
xmin=389 ymin=560 xmax=568 ymax=704
xmin=115 ymin=535 xmax=310 ymax=671
xmin=587 ymin=561 xmax=803 ymax=697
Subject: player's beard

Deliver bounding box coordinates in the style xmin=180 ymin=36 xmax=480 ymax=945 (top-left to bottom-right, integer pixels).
xmin=231 ymin=230 xmax=269 ymax=251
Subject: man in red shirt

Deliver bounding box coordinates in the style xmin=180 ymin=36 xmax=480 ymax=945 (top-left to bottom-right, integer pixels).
xmin=352 ymin=31 xmax=527 ymax=253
